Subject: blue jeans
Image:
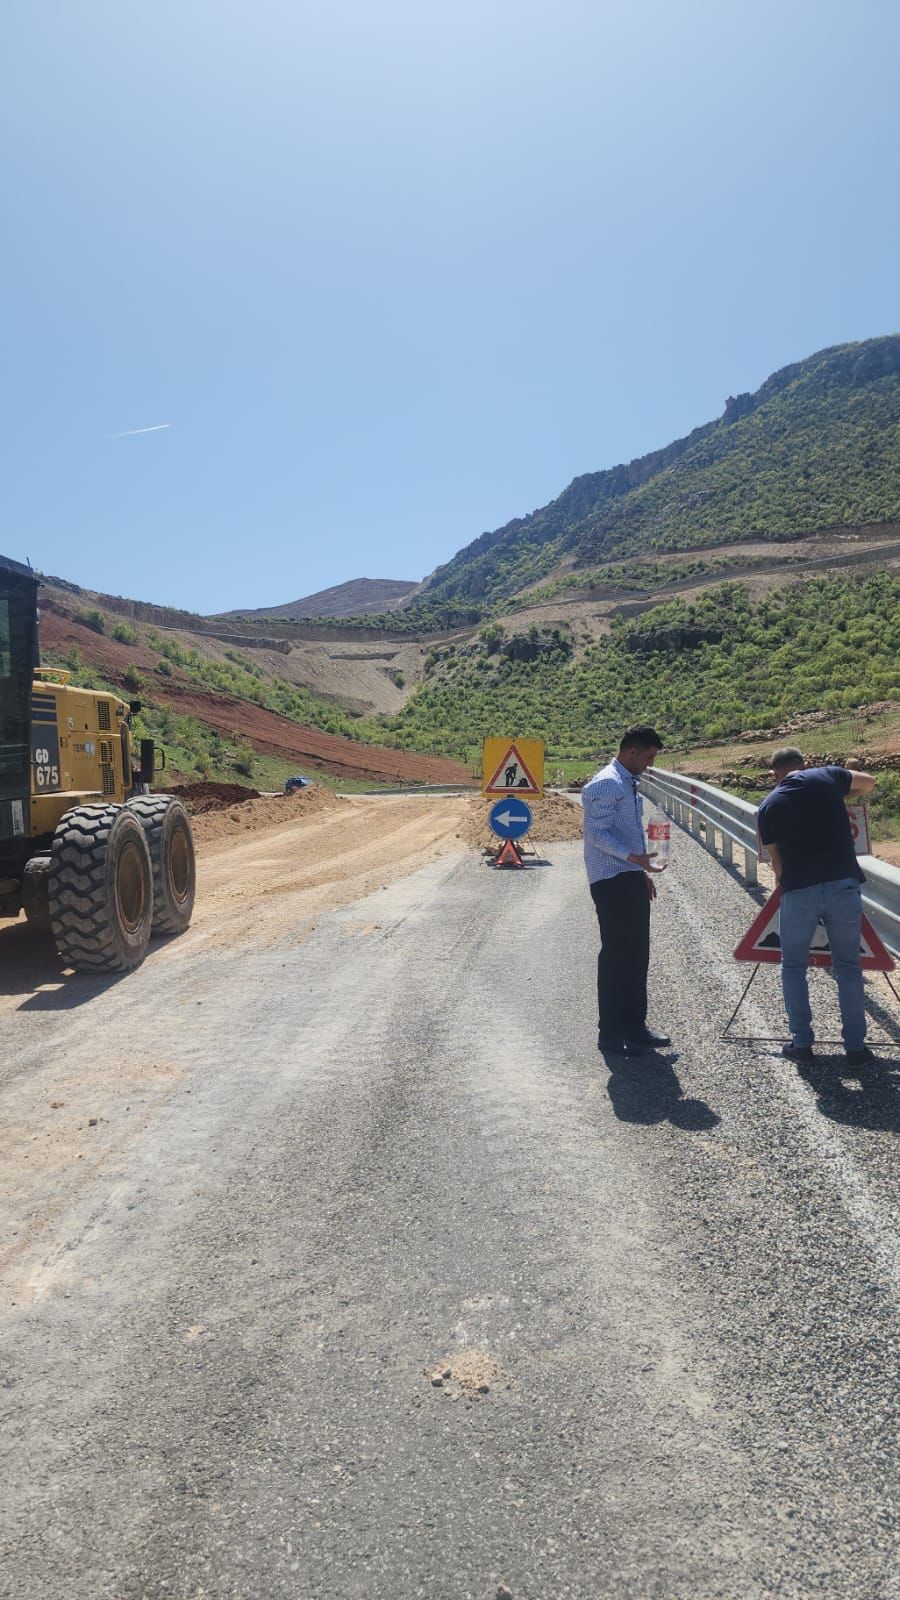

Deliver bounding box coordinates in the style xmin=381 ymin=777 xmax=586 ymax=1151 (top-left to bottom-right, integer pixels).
xmin=779 ymin=878 xmax=866 ymax=1050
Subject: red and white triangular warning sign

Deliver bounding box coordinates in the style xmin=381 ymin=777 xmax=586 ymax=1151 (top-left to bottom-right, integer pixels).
xmin=484 ymin=742 xmax=541 ymax=797
xmin=733 ymin=888 xmax=895 ymax=971
xmin=492 ymin=839 xmax=524 ymax=867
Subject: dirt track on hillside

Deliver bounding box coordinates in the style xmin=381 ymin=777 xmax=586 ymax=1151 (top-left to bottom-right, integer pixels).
xmin=507 ymin=530 xmax=900 ymax=636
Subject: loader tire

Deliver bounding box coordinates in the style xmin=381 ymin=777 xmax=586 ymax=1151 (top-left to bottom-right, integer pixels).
xmin=127 ymin=794 xmax=196 ymax=935
xmin=22 ymin=856 xmax=52 ymax=932
xmin=49 ymin=805 xmax=153 ymax=972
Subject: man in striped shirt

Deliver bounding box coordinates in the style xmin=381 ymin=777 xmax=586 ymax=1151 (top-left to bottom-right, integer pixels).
xmin=582 ymin=725 xmax=670 ymax=1056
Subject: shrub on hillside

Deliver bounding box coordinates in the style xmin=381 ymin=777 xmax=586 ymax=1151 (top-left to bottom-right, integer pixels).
xmin=75 ymin=607 xmax=106 ymax=634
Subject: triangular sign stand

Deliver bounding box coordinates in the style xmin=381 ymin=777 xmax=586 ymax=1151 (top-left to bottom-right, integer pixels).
xmin=724 ymin=888 xmax=900 ymax=1043
xmin=485 ymin=742 xmax=541 ymax=796
xmin=733 ymin=887 xmax=895 ymax=972
xmin=492 ymin=839 xmax=524 ymax=868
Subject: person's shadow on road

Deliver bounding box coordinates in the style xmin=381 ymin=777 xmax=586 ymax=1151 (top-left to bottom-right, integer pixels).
xmin=602 ymin=1051 xmax=720 ymax=1131
xmin=795 ymin=1053 xmax=900 ymax=1133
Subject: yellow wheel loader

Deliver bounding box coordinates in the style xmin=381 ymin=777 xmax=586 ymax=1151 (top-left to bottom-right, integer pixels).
xmin=0 ymin=554 xmax=196 ymax=972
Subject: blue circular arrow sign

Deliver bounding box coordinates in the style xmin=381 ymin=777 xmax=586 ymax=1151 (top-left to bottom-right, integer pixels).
xmin=488 ymin=797 xmax=533 ymax=840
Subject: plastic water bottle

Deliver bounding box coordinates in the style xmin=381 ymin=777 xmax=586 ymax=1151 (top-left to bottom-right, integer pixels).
xmin=647 ymin=819 xmax=670 ymax=868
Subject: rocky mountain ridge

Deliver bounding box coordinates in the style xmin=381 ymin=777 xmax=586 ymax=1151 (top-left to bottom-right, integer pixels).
xmin=412 ymin=335 xmax=900 ymax=608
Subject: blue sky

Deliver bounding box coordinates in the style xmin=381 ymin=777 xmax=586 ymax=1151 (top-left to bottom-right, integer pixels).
xmin=3 ymin=0 xmax=899 ymax=613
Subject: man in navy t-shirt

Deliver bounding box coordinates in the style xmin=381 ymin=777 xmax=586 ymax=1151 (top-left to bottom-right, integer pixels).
xmin=756 ymin=747 xmax=877 ymax=1065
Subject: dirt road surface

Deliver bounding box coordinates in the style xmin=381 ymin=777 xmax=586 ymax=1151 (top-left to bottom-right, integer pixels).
xmin=1 ymin=799 xmax=898 ymax=1599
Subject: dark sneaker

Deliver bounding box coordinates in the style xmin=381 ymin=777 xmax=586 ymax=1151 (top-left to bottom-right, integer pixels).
xmin=782 ymin=1042 xmax=814 ymax=1062
xmin=629 ymin=1027 xmax=671 ymax=1048
xmin=845 ymin=1046 xmax=876 ymax=1066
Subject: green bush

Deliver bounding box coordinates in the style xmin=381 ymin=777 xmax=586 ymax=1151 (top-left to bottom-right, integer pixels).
xmin=388 ymin=572 xmax=900 ymax=759
xmin=112 ymin=620 xmax=138 ymax=644
xmin=868 ymin=772 xmax=900 ymax=836
xmin=75 ymin=607 xmax=106 ymax=634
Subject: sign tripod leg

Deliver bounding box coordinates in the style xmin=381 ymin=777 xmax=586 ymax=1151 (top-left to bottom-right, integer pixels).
xmin=883 ymin=971 xmax=900 ymax=1009
xmin=721 ymin=963 xmax=900 ymax=1049
xmin=721 ymin=964 xmax=761 ymax=1039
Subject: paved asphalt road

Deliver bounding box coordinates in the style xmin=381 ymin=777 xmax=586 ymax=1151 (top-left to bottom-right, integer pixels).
xmin=1 ymin=822 xmax=898 ymax=1599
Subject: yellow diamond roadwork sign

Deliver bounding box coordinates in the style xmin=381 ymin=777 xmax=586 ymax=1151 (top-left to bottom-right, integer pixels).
xmin=482 ymin=737 xmax=544 ymax=798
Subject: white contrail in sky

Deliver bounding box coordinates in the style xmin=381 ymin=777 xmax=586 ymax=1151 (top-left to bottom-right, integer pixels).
xmin=106 ymin=422 xmax=171 ymax=437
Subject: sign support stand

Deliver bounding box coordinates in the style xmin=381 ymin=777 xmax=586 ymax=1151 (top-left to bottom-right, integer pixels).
xmin=492 ymin=839 xmax=524 ymax=868
xmin=721 ymin=964 xmax=900 ymax=1048
xmin=721 ymin=964 xmax=762 ymax=1038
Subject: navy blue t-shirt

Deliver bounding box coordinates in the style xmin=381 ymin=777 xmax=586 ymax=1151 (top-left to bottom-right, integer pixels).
xmin=756 ymin=765 xmax=863 ymax=890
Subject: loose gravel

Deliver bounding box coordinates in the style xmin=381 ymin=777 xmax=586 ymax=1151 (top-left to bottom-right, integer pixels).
xmin=0 ymin=811 xmax=897 ymax=1599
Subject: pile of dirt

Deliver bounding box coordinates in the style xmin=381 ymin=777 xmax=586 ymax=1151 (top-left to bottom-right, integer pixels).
xmin=425 ymin=1349 xmax=508 ymax=1399
xmin=172 ymin=781 xmax=262 ymax=814
xmin=189 ymin=784 xmax=344 ymax=849
xmin=456 ymin=791 xmax=583 ymax=848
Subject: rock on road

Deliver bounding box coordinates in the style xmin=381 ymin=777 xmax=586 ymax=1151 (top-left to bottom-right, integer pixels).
xmin=0 ymin=811 xmax=898 ymax=1600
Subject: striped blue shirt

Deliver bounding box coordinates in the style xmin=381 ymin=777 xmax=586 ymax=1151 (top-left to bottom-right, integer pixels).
xmin=582 ymin=758 xmax=646 ymax=884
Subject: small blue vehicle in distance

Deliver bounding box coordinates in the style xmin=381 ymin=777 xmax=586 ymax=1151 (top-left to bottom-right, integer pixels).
xmin=284 ymin=774 xmax=312 ymax=793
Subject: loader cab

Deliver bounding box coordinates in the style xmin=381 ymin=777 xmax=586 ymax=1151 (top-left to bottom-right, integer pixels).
xmin=0 ymin=555 xmax=38 ymax=852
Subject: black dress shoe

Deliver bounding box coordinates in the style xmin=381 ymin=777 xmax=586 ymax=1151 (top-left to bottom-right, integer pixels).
xmin=628 ymin=1027 xmax=671 ymax=1048
xmin=621 ymin=1037 xmax=650 ymax=1057
xmin=597 ymin=1035 xmax=626 ymax=1053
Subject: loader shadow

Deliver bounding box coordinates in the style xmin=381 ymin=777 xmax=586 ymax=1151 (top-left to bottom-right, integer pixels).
xmin=602 ymin=1050 xmax=720 ymax=1131
xmin=0 ymin=921 xmax=127 ymax=1010
xmin=795 ymin=1054 xmax=900 ymax=1133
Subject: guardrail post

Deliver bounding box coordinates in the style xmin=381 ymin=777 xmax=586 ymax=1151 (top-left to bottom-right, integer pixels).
xmin=744 ymin=845 xmax=757 ymax=885
xmin=722 ymin=833 xmax=733 ymax=866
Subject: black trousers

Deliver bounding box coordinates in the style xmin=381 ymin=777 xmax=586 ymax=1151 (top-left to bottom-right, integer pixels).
xmin=589 ymin=872 xmax=650 ymax=1040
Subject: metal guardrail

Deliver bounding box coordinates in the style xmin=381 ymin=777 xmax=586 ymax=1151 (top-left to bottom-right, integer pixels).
xmin=641 ymin=767 xmax=900 ymax=958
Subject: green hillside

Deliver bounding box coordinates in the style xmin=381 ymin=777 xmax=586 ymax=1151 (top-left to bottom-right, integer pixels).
xmin=413 ymin=336 xmax=900 ymax=607
xmin=387 ymin=571 xmax=900 ymax=758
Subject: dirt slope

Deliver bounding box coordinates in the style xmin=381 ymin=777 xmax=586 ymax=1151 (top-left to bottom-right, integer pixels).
xmin=147 ymin=679 xmax=469 ymax=784
xmin=37 ymin=605 xmax=469 ymax=785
